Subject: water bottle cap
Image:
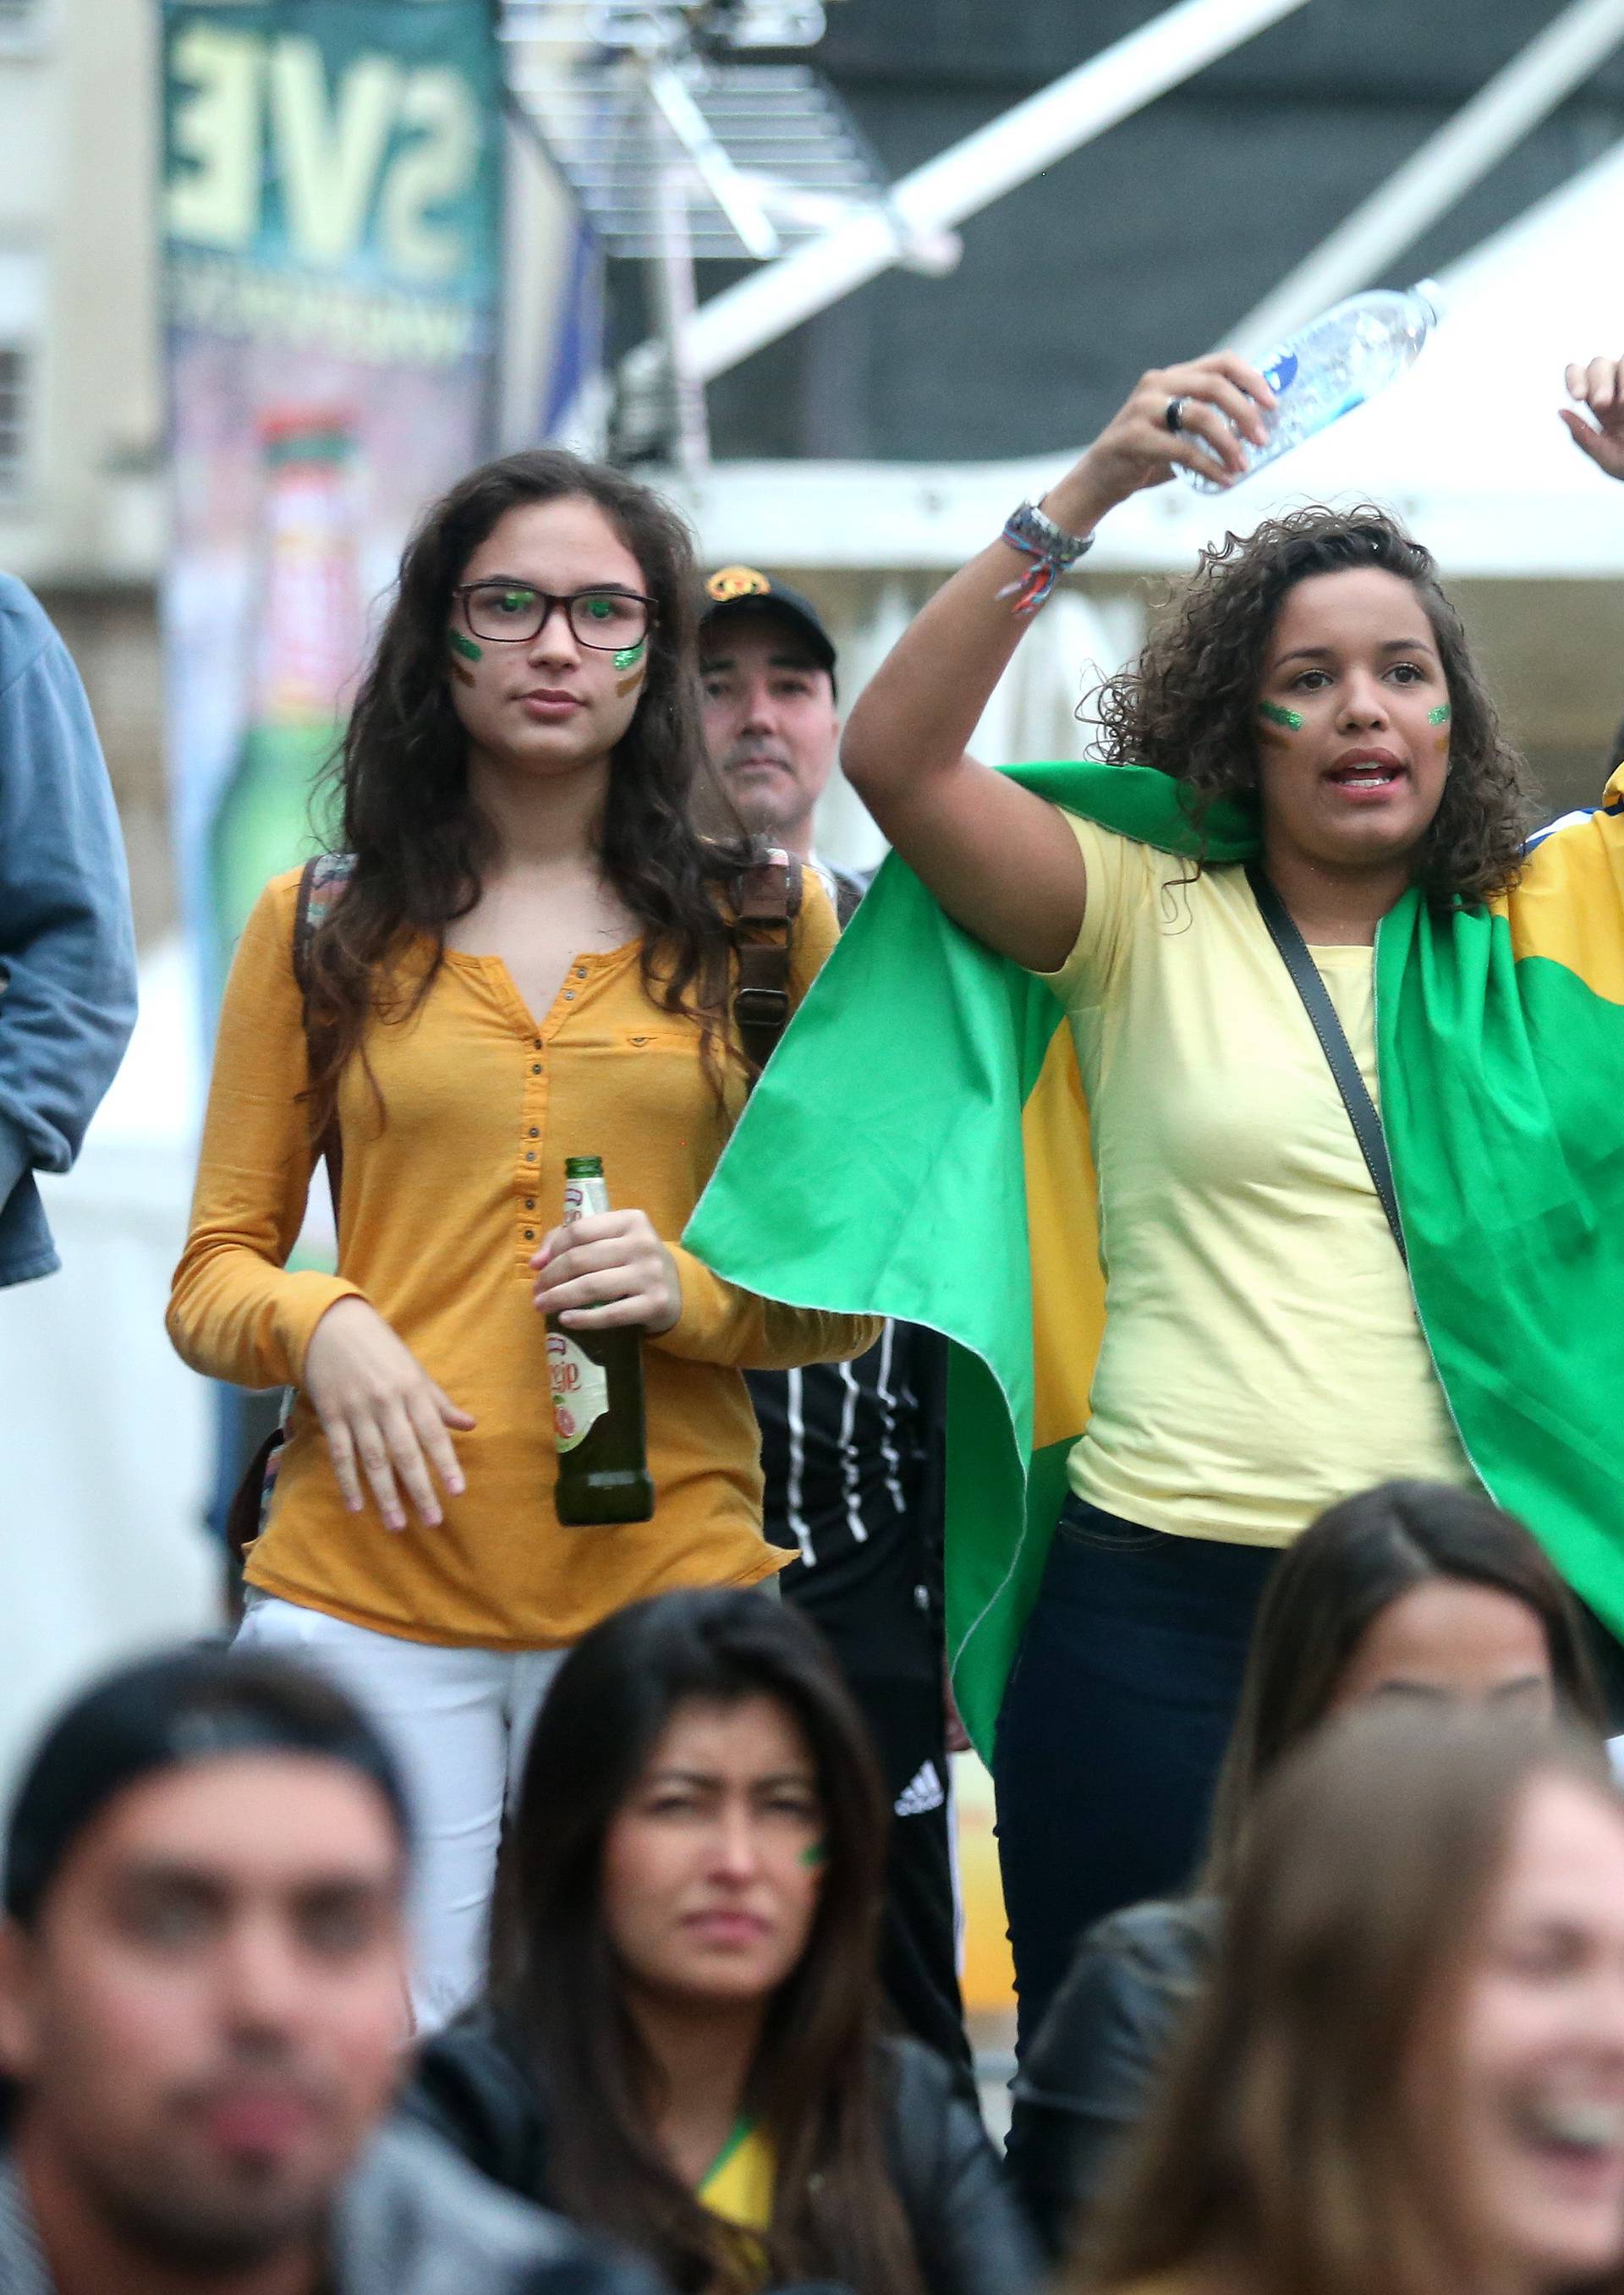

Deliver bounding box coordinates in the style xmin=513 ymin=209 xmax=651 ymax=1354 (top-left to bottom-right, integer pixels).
xmin=1410 ymin=277 xmax=1447 ymax=328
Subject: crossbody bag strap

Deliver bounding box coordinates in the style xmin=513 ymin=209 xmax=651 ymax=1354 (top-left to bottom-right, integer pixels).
xmin=1244 ymin=860 xmax=1407 ymax=1266
xmin=729 ymin=850 xmax=804 ymax=1084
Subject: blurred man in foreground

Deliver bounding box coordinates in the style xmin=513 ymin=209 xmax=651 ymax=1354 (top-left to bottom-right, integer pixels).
xmin=0 ymin=1647 xmax=655 ymax=2295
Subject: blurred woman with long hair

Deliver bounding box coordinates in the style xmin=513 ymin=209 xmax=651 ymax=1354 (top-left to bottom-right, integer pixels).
xmin=1075 ymin=1708 xmax=1624 ymax=2295
xmin=404 ymin=1587 xmax=1034 ymax=2295
xmin=1006 ymin=1475 xmax=1606 ymax=2254
xmin=167 ymin=451 xmax=874 ymax=2022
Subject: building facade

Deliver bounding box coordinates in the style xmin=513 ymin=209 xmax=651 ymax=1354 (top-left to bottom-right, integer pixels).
xmin=0 ymin=0 xmax=168 ymax=936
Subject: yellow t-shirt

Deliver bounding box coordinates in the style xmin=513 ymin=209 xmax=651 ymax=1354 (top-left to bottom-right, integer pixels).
xmin=1038 ymin=810 xmax=1473 ymax=1546
xmin=698 ymin=2117 xmax=775 ymax=2234
xmin=167 ymin=867 xmax=876 ymax=1648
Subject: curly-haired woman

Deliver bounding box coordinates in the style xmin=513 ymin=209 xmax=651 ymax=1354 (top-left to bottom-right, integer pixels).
xmin=833 ymin=350 xmax=1624 ymax=2047
xmin=167 ymin=449 xmax=875 ymax=2026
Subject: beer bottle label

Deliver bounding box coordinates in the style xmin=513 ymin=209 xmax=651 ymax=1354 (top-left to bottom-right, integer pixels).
xmin=564 ymin=1174 xmax=611 ymax=1223
xmin=548 ymin=1330 xmax=608 ymax=1452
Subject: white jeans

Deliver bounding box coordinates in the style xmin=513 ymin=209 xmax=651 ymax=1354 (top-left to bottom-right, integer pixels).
xmin=234 ymin=1594 xmax=566 ymax=2029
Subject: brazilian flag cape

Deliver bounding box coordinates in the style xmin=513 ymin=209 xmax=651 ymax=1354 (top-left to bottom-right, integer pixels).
xmin=685 ymin=761 xmax=1624 ymax=1757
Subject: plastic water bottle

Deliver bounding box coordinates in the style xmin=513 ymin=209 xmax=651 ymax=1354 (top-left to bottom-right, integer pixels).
xmin=1180 ymin=280 xmax=1446 ymax=492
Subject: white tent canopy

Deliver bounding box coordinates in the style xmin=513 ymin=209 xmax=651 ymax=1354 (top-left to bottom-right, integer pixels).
xmin=689 ymin=134 xmax=1624 ymax=578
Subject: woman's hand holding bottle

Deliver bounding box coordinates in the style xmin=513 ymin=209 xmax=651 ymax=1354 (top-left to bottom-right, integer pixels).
xmin=1044 ymin=351 xmax=1276 ymax=532
xmin=530 ymin=1208 xmax=682 ymax=1336
xmin=303 ymin=1295 xmax=475 ymax=1532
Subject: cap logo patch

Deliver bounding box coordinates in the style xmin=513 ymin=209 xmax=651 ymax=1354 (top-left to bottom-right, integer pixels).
xmin=706 ymin=565 xmax=772 ymax=602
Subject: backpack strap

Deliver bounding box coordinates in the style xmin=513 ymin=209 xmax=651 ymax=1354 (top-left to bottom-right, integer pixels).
xmin=294 ymin=853 xmax=354 ymax=1216
xmin=729 ymin=850 xmax=804 ymax=1082
xmin=293 ymin=851 xmax=354 ymax=991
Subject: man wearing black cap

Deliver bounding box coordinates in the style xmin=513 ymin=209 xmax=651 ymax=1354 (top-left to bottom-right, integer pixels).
xmin=697 ymin=566 xmax=861 ymax=916
xmin=0 ymin=1648 xmax=656 ymax=2295
xmin=700 ymin=568 xmax=973 ymax=2090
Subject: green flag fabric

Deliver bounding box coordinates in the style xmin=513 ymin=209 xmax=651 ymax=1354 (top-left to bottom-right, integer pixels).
xmin=685 ymin=761 xmax=1624 ymax=1755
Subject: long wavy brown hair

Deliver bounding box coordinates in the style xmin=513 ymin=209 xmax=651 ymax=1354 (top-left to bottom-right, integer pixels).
xmin=1076 ymin=1710 xmax=1623 ymax=2295
xmin=1087 ymin=504 xmax=1531 ymax=909
xmin=491 ymin=1589 xmax=925 ymax=2295
xmin=300 ymin=449 xmax=751 ymax=1139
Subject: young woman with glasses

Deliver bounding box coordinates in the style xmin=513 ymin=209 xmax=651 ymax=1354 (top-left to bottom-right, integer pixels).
xmin=167 ymin=450 xmax=874 ymax=2026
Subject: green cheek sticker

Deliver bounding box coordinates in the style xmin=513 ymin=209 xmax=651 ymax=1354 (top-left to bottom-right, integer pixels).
xmin=448 ymin=630 xmax=483 ymax=662
xmin=1259 ymin=700 xmax=1304 ymax=731
xmin=612 ymin=640 xmax=646 ymax=672
xmin=1428 ymin=702 xmax=1451 ymax=726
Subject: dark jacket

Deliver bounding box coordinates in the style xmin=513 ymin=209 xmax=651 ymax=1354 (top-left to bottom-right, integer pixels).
xmin=403 ymin=2012 xmax=1036 ymax=2295
xmin=0 ymin=2122 xmax=666 ymax=2295
xmin=1004 ymin=1897 xmax=1221 ymax=2260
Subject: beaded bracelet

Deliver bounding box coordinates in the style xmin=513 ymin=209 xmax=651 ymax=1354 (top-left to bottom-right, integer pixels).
xmin=996 ymin=499 xmax=1097 ymax=617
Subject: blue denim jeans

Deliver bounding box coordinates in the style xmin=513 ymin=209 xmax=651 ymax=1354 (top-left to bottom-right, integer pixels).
xmin=992 ymin=1495 xmax=1280 ymax=2051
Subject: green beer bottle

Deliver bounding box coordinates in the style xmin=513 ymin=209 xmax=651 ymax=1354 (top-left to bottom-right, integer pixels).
xmin=207 ymin=411 xmax=358 ymax=994
xmin=547 ymin=1157 xmax=656 ymax=1525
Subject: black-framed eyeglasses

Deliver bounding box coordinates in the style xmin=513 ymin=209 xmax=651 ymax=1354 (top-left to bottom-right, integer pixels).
xmin=452 ymin=581 xmax=656 ymax=651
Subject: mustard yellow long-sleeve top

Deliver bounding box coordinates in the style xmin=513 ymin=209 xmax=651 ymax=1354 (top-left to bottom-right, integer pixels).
xmin=168 ymin=866 xmax=875 ymax=1649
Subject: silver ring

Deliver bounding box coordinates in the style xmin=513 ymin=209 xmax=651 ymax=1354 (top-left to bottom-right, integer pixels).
xmin=1164 ymin=395 xmax=1188 ymax=436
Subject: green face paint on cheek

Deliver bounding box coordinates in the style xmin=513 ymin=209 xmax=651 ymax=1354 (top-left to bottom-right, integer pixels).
xmin=1428 ymin=703 xmax=1451 ymax=727
xmin=448 ymin=630 xmax=483 ymax=663
xmin=612 ymin=640 xmax=646 ymax=672
xmin=799 ymin=1842 xmax=827 ymax=1869
xmin=1259 ymin=700 xmax=1304 ymax=732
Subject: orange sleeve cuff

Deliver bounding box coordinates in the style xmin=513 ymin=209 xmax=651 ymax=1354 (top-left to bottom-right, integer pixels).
xmin=659 ymin=1243 xmax=881 ymax=1371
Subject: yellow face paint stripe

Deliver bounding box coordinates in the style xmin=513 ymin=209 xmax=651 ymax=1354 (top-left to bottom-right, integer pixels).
xmin=614 ymin=636 xmax=648 ymax=695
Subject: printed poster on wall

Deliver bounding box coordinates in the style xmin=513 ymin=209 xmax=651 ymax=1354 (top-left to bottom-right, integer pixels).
xmin=160 ymin=0 xmax=502 ymax=1007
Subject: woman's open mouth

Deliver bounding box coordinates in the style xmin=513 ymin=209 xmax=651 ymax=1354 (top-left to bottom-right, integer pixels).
xmin=1514 ymin=2096 xmax=1624 ymax=2157
xmin=1325 ymin=747 xmax=1407 ymax=798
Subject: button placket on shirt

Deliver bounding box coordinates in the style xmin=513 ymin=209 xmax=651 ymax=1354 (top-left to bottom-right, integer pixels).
xmin=514 ymin=952 xmax=622 ymax=1259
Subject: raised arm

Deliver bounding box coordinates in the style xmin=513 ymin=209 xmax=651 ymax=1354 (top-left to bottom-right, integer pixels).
xmin=839 ymin=353 xmax=1274 ymax=972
